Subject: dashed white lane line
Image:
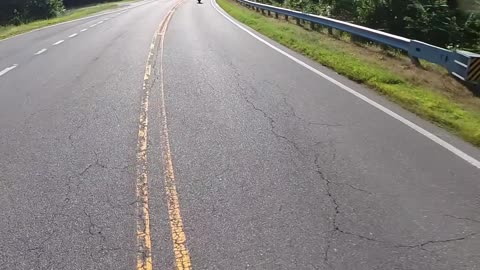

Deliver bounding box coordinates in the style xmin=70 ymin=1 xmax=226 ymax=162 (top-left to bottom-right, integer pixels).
xmin=35 ymin=48 xmax=47 ymax=55
xmin=90 ymin=23 xmax=98 ymax=28
xmin=97 ymin=21 xmax=104 ymax=25
xmin=68 ymin=33 xmax=78 ymax=38
xmin=0 ymin=64 xmax=18 ymax=77
xmin=53 ymin=40 xmax=64 ymax=45
xmin=80 ymin=28 xmax=88 ymax=32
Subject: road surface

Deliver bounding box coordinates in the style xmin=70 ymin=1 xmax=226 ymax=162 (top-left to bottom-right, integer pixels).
xmin=1 ymin=0 xmax=479 ymax=269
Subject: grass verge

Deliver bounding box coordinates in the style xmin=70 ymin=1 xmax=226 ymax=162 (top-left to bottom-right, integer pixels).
xmin=0 ymin=0 xmax=134 ymax=40
xmin=218 ymin=0 xmax=480 ymax=147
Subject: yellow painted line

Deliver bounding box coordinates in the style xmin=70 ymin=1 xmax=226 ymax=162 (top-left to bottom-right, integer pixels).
xmin=158 ymin=2 xmax=192 ymax=269
xmin=135 ymin=1 xmax=188 ymax=269
xmin=135 ymin=52 xmax=153 ymax=270
xmin=135 ymin=10 xmax=165 ymax=270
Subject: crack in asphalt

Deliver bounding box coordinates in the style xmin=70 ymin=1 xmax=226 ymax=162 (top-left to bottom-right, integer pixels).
xmin=444 ymin=214 xmax=480 ymax=224
xmin=244 ymin=96 xmax=305 ymax=156
xmin=83 ymin=208 xmax=106 ymax=242
xmin=241 ymin=88 xmax=378 ymax=268
xmin=3 ymin=113 xmax=136 ymax=268
xmin=308 ymin=121 xmax=344 ymax=127
xmin=25 ymin=229 xmax=57 ymax=254
xmin=395 ymin=233 xmax=478 ymax=249
xmin=282 ymin=96 xmax=303 ymax=122
xmin=331 ymin=181 xmax=373 ymax=195
xmin=67 ymin=116 xmax=87 ymax=149
xmin=78 ymin=151 xmax=108 ymax=176
xmin=314 ymin=146 xmax=475 ymax=266
xmin=313 ymin=140 xmax=338 ymax=164
xmin=12 ymin=148 xmax=135 ymax=265
xmin=232 ymin=63 xmax=476 ymax=268
xmin=313 ymin=154 xmax=342 ymax=269
xmin=282 ymin=94 xmax=344 ymax=129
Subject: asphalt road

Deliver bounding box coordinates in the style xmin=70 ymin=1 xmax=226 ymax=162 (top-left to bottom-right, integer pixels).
xmin=1 ymin=0 xmax=480 ymax=269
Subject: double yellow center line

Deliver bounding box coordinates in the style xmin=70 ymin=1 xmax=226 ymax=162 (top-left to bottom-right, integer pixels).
xmin=135 ymin=1 xmax=191 ymax=269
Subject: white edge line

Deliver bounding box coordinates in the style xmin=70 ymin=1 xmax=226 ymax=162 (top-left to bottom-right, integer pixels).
xmin=69 ymin=33 xmax=78 ymax=38
xmin=34 ymin=48 xmax=47 ymax=55
xmin=211 ymin=0 xmax=480 ymax=169
xmin=53 ymin=40 xmax=65 ymax=45
xmin=0 ymin=64 xmax=18 ymax=77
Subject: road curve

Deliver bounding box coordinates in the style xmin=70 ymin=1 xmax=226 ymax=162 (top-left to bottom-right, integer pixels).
xmin=160 ymin=0 xmax=480 ymax=269
xmin=0 ymin=0 xmax=479 ymax=269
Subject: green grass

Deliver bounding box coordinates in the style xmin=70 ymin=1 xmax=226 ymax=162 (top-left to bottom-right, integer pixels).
xmin=0 ymin=1 xmax=134 ymax=40
xmin=218 ymin=0 xmax=480 ymax=147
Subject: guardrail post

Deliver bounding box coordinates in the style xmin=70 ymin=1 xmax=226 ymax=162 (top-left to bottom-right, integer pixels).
xmin=310 ymin=21 xmax=315 ymax=30
xmin=328 ymin=27 xmax=333 ymax=35
xmin=261 ymin=8 xmax=265 ymax=15
xmin=285 ymin=15 xmax=288 ymax=21
xmin=267 ymin=10 xmax=271 ymax=16
xmin=410 ymin=56 xmax=421 ymax=67
xmin=275 ymin=12 xmax=279 ymax=19
xmin=296 ymin=18 xmax=301 ymax=25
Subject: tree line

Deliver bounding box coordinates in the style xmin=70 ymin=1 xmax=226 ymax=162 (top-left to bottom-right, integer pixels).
xmin=263 ymin=0 xmax=480 ymax=52
xmin=0 ymin=0 xmax=118 ymax=25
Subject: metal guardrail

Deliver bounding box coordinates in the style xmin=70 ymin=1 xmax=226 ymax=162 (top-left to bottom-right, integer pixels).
xmin=236 ymin=0 xmax=480 ymax=84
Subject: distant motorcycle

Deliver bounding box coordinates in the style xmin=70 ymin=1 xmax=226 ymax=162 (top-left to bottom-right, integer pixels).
xmin=198 ymin=0 xmax=201 ymax=3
